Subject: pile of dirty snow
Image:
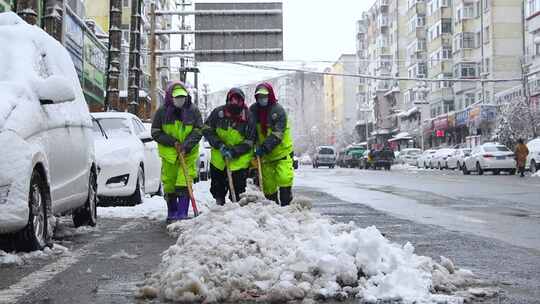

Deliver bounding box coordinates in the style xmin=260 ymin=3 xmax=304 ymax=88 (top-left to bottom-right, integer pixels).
xmin=533 ymin=171 xmax=540 ymax=178
xmin=0 ymin=245 xmax=69 ymax=266
xmin=137 ymin=197 xmax=489 ymax=303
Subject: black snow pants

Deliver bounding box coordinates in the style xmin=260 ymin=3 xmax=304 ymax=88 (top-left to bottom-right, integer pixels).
xmin=210 ymin=164 xmax=248 ymax=204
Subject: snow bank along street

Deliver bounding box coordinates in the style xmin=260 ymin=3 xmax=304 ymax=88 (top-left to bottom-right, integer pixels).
xmin=137 ymin=187 xmax=495 ymax=304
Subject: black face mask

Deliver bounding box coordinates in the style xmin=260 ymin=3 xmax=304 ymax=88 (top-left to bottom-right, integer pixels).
xmin=228 ymin=105 xmax=243 ymax=115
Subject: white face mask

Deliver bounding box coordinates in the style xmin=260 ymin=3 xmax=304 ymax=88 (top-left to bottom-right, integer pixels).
xmin=173 ymin=96 xmax=186 ymax=108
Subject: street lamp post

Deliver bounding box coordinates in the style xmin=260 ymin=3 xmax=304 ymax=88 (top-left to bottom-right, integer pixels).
xmin=413 ymin=81 xmax=430 ymax=151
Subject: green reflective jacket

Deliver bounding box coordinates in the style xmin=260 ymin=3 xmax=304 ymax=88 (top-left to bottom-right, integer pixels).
xmin=203 ymin=105 xmax=256 ymax=171
xmin=250 ymin=103 xmax=293 ymax=162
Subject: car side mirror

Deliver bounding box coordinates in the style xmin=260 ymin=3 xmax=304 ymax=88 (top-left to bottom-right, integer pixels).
xmin=139 ymin=131 xmax=153 ymax=143
xmin=36 ymin=75 xmax=76 ymax=104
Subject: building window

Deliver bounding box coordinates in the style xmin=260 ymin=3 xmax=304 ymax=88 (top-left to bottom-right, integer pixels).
xmin=442 ymin=46 xmax=452 ymax=59
xmin=483 ymin=26 xmax=489 ymax=44
xmin=465 ymin=93 xmax=475 ymax=106
xmin=483 ymin=57 xmax=490 ymax=74
xmin=454 ymin=63 xmax=478 ymax=78
xmin=463 ymin=32 xmax=476 ymax=48
xmin=441 ymin=19 xmax=452 ymax=34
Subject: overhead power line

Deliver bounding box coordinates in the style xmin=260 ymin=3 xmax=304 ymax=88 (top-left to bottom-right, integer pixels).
xmin=230 ymin=62 xmax=524 ymax=83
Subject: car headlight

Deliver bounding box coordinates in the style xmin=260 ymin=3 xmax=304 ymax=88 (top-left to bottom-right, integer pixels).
xmin=0 ymin=184 xmax=10 ymax=205
xmin=106 ymin=174 xmax=129 ymax=186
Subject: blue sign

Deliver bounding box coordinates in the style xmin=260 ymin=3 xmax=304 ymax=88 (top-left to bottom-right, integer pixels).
xmin=455 ymin=108 xmax=469 ymax=126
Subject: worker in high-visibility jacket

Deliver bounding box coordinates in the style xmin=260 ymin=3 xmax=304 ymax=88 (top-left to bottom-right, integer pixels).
xmin=151 ymin=81 xmax=203 ymax=222
xmin=250 ymin=82 xmax=294 ymax=206
xmin=203 ymin=88 xmax=256 ymax=205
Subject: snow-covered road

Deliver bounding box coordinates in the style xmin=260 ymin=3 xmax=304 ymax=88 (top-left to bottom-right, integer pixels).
xmin=295 ymin=166 xmax=540 ymax=251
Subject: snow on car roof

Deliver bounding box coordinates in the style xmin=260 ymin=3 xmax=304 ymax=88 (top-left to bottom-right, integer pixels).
xmin=91 ymin=112 xmax=139 ymax=120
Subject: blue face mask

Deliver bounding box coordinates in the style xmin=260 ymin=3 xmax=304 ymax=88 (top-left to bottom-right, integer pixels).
xmin=256 ymin=96 xmax=269 ymax=107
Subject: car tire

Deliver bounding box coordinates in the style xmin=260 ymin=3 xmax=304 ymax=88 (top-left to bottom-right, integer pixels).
xmin=509 ymin=169 xmax=516 ymax=175
xmin=128 ymin=166 xmax=145 ymax=206
xmin=531 ymin=160 xmax=537 ymax=174
xmin=438 ymin=163 xmax=442 ymax=170
xmin=14 ymin=170 xmax=49 ymax=252
xmin=493 ymin=170 xmax=500 ymax=175
xmin=462 ymin=164 xmax=470 ymax=175
xmin=73 ymin=169 xmax=98 ymax=228
xmin=476 ymin=162 xmax=484 ymax=175
xmin=456 ymin=161 xmax=461 ymax=171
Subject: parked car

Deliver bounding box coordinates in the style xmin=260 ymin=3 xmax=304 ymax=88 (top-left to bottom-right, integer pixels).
xmin=342 ymin=145 xmax=366 ymax=168
xmin=198 ymin=140 xmax=211 ymax=181
xmin=0 ymin=15 xmax=97 ymax=251
xmin=92 ymin=112 xmax=162 ymax=205
xmin=416 ymin=149 xmax=437 ymax=168
xmin=526 ymin=138 xmax=540 ymax=173
xmin=313 ymin=146 xmax=337 ymax=168
xmin=430 ymin=148 xmax=456 ymax=169
xmin=446 ymin=148 xmax=471 ymax=170
xmin=396 ymin=148 xmax=422 ymax=165
xmin=462 ymin=143 xmax=516 ymax=175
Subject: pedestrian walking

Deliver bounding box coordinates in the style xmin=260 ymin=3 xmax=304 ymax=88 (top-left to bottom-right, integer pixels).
xmin=203 ymin=88 xmax=256 ymax=205
xmin=515 ymin=138 xmax=529 ymax=178
xmin=151 ymin=81 xmax=203 ymax=222
xmin=250 ymin=82 xmax=295 ymax=206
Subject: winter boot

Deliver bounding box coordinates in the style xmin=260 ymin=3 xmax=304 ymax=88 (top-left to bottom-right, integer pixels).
xmin=165 ymin=194 xmax=178 ymax=224
xmin=266 ymin=192 xmax=279 ymax=205
xmin=175 ymin=195 xmax=190 ymax=220
xmin=279 ymin=187 xmax=293 ymax=207
xmin=215 ymin=197 xmax=226 ymax=206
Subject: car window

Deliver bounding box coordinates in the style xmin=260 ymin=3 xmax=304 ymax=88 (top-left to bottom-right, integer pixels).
xmin=132 ymin=119 xmax=146 ymax=135
xmin=96 ymin=118 xmax=132 ymax=137
xmin=319 ymin=148 xmax=335 ymax=155
xmin=91 ymin=120 xmax=106 ymax=138
xmin=484 ymin=146 xmax=510 ymax=152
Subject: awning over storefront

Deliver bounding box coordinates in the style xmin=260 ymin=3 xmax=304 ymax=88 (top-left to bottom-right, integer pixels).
xmin=397 ymin=106 xmax=419 ymax=118
xmin=433 ymin=114 xmax=449 ymax=130
xmin=371 ymin=129 xmax=391 ymax=136
xmin=388 ymin=132 xmax=413 ymax=142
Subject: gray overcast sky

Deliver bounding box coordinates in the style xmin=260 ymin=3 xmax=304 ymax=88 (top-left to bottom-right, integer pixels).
xmin=177 ymin=0 xmax=372 ymax=92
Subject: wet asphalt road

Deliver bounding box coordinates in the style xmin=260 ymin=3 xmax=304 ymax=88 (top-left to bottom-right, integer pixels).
xmin=0 ymin=167 xmax=538 ymax=303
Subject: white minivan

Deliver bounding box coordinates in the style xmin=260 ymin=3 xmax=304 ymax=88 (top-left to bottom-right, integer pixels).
xmin=0 ymin=13 xmax=97 ymax=251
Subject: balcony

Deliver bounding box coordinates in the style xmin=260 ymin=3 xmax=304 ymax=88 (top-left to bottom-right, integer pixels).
xmin=429 ymin=87 xmax=454 ymax=103
xmin=416 ymin=27 xmax=426 ymax=39
xmin=430 ymin=6 xmax=452 ymax=21
xmin=409 ymin=1 xmax=426 ymax=16
xmin=378 ymin=15 xmax=390 ymax=29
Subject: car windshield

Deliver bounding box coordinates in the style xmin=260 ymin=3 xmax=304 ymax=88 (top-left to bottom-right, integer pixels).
xmin=319 ymin=148 xmax=335 ymax=155
xmin=96 ymin=118 xmax=132 ymax=137
xmin=408 ymin=150 xmax=422 ymax=155
xmin=484 ymin=146 xmax=510 ymax=152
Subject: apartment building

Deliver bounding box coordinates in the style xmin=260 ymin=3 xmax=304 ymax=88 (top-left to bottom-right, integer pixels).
xmin=358 ymin=0 xmax=525 ymax=148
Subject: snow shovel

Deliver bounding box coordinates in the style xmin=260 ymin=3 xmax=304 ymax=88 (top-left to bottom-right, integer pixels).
xmin=256 ymin=156 xmax=265 ymax=196
xmin=224 ymin=159 xmax=237 ymax=203
xmin=177 ymin=150 xmax=199 ymax=217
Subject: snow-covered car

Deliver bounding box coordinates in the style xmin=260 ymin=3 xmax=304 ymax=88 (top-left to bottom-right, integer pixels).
xmin=313 ymin=146 xmax=337 ymax=168
xmin=299 ymin=154 xmax=312 ymax=165
xmin=396 ymin=148 xmax=422 ymax=165
xmin=446 ymin=148 xmax=471 ymax=170
xmin=92 ymin=112 xmax=162 ymax=205
xmin=462 ymin=143 xmax=516 ymax=175
xmin=526 ymin=138 xmax=540 ymax=173
xmin=416 ymin=149 xmax=437 ymax=168
xmin=430 ymin=148 xmax=456 ymax=169
xmin=198 ymin=140 xmax=211 ymax=181
xmin=0 ymin=13 xmax=97 ymax=251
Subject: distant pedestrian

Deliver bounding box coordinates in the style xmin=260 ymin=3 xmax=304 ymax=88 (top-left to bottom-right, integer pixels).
xmin=514 ymin=138 xmax=529 ymax=177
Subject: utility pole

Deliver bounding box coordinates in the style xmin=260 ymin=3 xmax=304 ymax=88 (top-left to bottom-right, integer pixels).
xmin=106 ymin=0 xmax=123 ymax=111
xmin=480 ymin=0 xmax=486 ymax=104
xmin=179 ymin=0 xmax=187 ymax=82
xmin=127 ymin=0 xmax=142 ymax=115
xmin=42 ymin=0 xmax=63 ymax=41
xmin=149 ymin=3 xmax=158 ymax=115
xmin=202 ymin=83 xmax=209 ymax=120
